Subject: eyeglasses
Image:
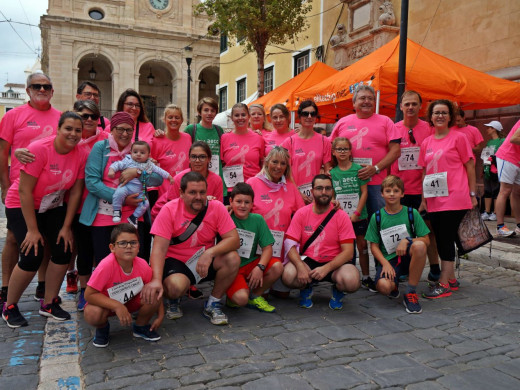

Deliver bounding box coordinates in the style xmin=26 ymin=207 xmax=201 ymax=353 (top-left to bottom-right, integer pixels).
xmin=189 ymin=154 xmax=208 ymax=161
xmin=115 ymin=240 xmax=139 ymax=248
xmin=408 ymin=129 xmax=416 ymax=144
xmin=79 ymin=113 xmax=100 ymax=121
xmin=334 ymin=148 xmax=350 ymax=153
xmin=301 ymin=111 xmax=317 ymax=117
xmin=124 ymin=102 xmax=141 ymax=109
xmin=313 ymin=186 xmax=333 ymax=192
xmin=432 ymin=111 xmax=449 ymax=116
xmin=29 ymin=84 xmax=53 ymax=91
xmin=356 ymin=96 xmax=375 ymax=102
xmin=113 ymin=126 xmax=134 ymax=134
xmin=81 ymin=91 xmax=100 ymax=99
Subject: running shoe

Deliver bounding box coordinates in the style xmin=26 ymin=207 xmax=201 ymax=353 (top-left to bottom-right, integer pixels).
xmin=361 ymin=277 xmax=377 ymax=293
xmin=427 ymin=270 xmax=440 ymax=283
xmin=132 ymin=323 xmax=161 ymax=341
xmin=247 ymin=296 xmax=276 ymax=313
xmin=112 ymin=210 xmax=121 ymax=223
xmin=497 ymin=225 xmax=515 ymax=237
xmin=188 ymin=285 xmax=204 ymax=299
xmin=34 ymin=283 xmax=45 ymax=301
xmin=448 ymin=279 xmax=460 ymax=291
xmin=93 ymin=322 xmax=110 ymax=348
xmin=166 ymin=298 xmax=183 ymax=319
xmin=77 ymin=289 xmax=87 ymax=312
xmin=488 ymin=212 xmax=497 ymax=221
xmin=328 ymin=285 xmax=345 ymax=310
xmin=202 ymin=300 xmax=228 ymax=325
xmin=298 ymin=286 xmax=313 ymax=309
xmin=388 ymin=287 xmax=400 ymax=299
xmin=2 ymin=303 xmax=28 ymax=328
xmin=39 ymin=297 xmax=71 ymax=321
xmin=481 ymin=211 xmax=490 ymax=221
xmin=423 ymin=282 xmax=452 ymax=299
xmin=127 ymin=215 xmax=138 ymax=228
xmin=403 ymin=292 xmax=422 ymax=314
xmin=66 ymin=270 xmax=79 ymax=294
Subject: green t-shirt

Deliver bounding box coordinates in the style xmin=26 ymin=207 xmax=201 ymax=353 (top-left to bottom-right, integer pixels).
xmin=365 ymin=207 xmax=430 ymax=261
xmin=483 ymin=138 xmax=505 ymax=179
xmin=330 ymin=163 xmax=369 ymax=220
xmin=185 ymin=123 xmax=227 ymax=196
xmin=232 ymin=212 xmax=275 ymax=267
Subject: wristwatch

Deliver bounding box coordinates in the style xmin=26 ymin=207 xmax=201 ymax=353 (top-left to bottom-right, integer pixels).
xmin=374 ymin=165 xmax=381 ymax=174
xmin=257 ymin=264 xmax=266 ymax=271
xmin=469 ymin=191 xmax=476 ymax=197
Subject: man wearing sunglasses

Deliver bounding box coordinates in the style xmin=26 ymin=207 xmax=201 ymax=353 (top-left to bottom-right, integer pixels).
xmin=76 ymin=81 xmax=110 ymax=131
xmin=0 ymin=72 xmax=61 ymax=307
xmin=390 ymin=91 xmax=441 ymax=283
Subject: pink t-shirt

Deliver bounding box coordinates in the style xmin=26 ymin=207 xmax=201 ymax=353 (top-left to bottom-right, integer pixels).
xmin=151 ymin=133 xmax=192 ymax=196
xmin=451 ymin=124 xmax=484 ymax=149
xmin=285 ymin=204 xmax=355 ymax=263
xmin=496 ymin=120 xmax=520 ymax=168
xmin=5 ymin=136 xmax=88 ymax=209
xmin=87 ymin=253 xmax=152 ymax=302
xmin=106 ymin=121 xmax=155 ymax=144
xmin=221 ymin=130 xmax=264 ymax=190
xmin=151 ymin=198 xmax=236 ymax=262
xmin=390 ymin=119 xmax=434 ymax=195
xmin=263 ymin=130 xmax=295 ymax=156
xmin=280 ymin=132 xmax=332 ymax=188
xmin=418 ymin=130 xmax=473 ymax=212
xmin=329 ymin=113 xmax=400 ymax=185
xmin=151 ymin=169 xmax=224 ymax=220
xmin=0 ymin=103 xmax=61 ymax=181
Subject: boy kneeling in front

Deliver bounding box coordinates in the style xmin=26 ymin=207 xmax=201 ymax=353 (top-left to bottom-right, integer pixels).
xmin=84 ymin=224 xmax=163 ymax=347
xmin=365 ymin=175 xmax=429 ymax=314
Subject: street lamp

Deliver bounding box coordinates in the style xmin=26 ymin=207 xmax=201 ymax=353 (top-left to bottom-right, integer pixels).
xmin=89 ymin=61 xmax=97 ymax=80
xmin=185 ymin=46 xmax=193 ymax=124
xmin=147 ymin=67 xmax=155 ymax=85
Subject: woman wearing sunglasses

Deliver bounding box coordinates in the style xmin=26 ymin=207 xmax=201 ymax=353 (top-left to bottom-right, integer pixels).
xmin=281 ymin=100 xmax=332 ymax=204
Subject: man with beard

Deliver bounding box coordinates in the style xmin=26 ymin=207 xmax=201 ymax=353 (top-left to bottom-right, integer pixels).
xmin=281 ymin=174 xmax=360 ymax=310
xmin=141 ymin=172 xmax=240 ymax=325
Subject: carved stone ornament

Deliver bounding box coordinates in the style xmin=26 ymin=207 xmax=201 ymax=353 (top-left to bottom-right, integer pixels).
xmin=378 ymin=1 xmax=396 ymax=26
xmin=330 ymin=24 xmax=348 ymax=47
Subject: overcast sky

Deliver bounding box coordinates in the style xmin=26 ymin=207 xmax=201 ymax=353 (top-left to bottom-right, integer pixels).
xmin=0 ymin=1 xmax=48 ymax=87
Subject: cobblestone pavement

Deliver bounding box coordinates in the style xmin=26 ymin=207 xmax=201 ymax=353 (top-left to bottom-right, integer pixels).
xmin=1 ymin=205 xmax=520 ymax=389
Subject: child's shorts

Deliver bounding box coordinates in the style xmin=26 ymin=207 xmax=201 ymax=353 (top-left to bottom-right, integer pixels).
xmin=227 ymin=257 xmax=281 ymax=299
xmin=375 ymin=255 xmax=411 ymax=286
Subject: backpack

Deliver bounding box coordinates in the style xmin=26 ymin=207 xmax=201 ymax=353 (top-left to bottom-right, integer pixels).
xmin=375 ymin=206 xmax=416 ymax=240
xmin=191 ymin=123 xmax=224 ymax=143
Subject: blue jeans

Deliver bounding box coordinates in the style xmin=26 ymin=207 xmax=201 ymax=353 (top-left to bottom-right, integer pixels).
xmin=366 ymin=185 xmax=385 ymax=218
xmin=112 ymin=181 xmax=149 ymax=218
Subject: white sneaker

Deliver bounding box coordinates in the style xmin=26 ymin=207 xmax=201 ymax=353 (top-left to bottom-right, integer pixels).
xmin=481 ymin=212 xmax=490 ymax=221
xmin=488 ymin=212 xmax=497 ymax=221
xmin=497 ymin=226 xmax=515 ymax=237
xmin=166 ymin=298 xmax=183 ymax=320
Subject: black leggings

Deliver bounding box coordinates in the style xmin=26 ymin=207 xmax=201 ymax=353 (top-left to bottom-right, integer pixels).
xmin=428 ymin=209 xmax=467 ymax=261
xmin=73 ymin=215 xmax=95 ymax=276
xmin=6 ymin=206 xmax=72 ymax=272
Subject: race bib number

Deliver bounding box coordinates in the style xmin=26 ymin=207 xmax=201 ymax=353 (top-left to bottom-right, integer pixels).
xmin=209 ymin=155 xmax=220 ymax=174
xmin=353 ymin=157 xmax=372 ymax=166
xmin=185 ymin=247 xmax=205 ymax=284
xmin=98 ymin=199 xmax=114 ymax=216
xmin=256 ymin=229 xmax=283 ymax=258
xmin=398 ymin=147 xmax=420 ymax=171
xmin=423 ymin=172 xmax=448 ymax=198
xmin=223 ymin=165 xmax=244 ymax=188
xmin=480 ymin=146 xmax=494 ymax=162
xmin=336 ymin=193 xmax=359 ymax=216
xmin=298 ymin=183 xmax=313 ymax=199
xmin=237 ymin=228 xmax=255 ymax=258
xmin=107 ymin=277 xmax=144 ymax=304
xmin=39 ymin=190 xmax=65 ymax=213
xmin=380 ymin=224 xmax=409 ymax=255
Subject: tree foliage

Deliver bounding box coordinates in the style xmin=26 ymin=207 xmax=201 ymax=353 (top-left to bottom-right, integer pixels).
xmin=195 ymin=0 xmax=312 ymax=97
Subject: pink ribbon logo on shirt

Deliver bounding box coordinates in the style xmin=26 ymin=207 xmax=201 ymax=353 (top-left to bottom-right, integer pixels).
xmin=298 ymin=150 xmax=316 ymax=177
xmin=350 ymin=127 xmax=369 ymax=150
xmin=45 ymin=169 xmax=73 ymax=192
xmin=426 ymin=149 xmax=443 ymax=173
xmin=264 ymin=198 xmax=284 ymax=227
xmin=190 ymin=222 xmax=204 ymax=247
xmin=172 ymin=152 xmax=187 ymax=173
xmin=311 ymin=231 xmax=325 ymax=258
xmin=229 ymin=145 xmax=250 ymax=164
xmin=31 ymin=125 xmax=54 ymax=143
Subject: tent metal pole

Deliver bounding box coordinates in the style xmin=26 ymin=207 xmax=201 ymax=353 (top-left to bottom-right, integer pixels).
xmin=395 ymin=0 xmax=409 ymax=122
xmin=376 ymin=90 xmax=380 ymax=114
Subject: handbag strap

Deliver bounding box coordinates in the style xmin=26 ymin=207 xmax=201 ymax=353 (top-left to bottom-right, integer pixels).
xmin=169 ymin=206 xmax=208 ymax=245
xmin=300 ymin=208 xmax=338 ymax=256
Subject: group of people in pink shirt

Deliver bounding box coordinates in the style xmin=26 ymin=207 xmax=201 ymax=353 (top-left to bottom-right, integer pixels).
xmin=1 ymin=74 xmax=519 ymax=346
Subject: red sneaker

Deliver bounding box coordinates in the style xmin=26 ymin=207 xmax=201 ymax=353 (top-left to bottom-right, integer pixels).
xmin=66 ymin=270 xmax=78 ymax=294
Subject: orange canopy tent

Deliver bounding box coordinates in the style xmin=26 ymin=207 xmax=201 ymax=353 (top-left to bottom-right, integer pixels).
xmin=296 ymin=36 xmax=520 ymax=122
xmin=249 ymin=61 xmax=338 ymax=116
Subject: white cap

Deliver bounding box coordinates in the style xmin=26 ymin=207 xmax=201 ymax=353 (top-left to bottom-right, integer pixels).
xmin=484 ymin=120 xmax=503 ymax=131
